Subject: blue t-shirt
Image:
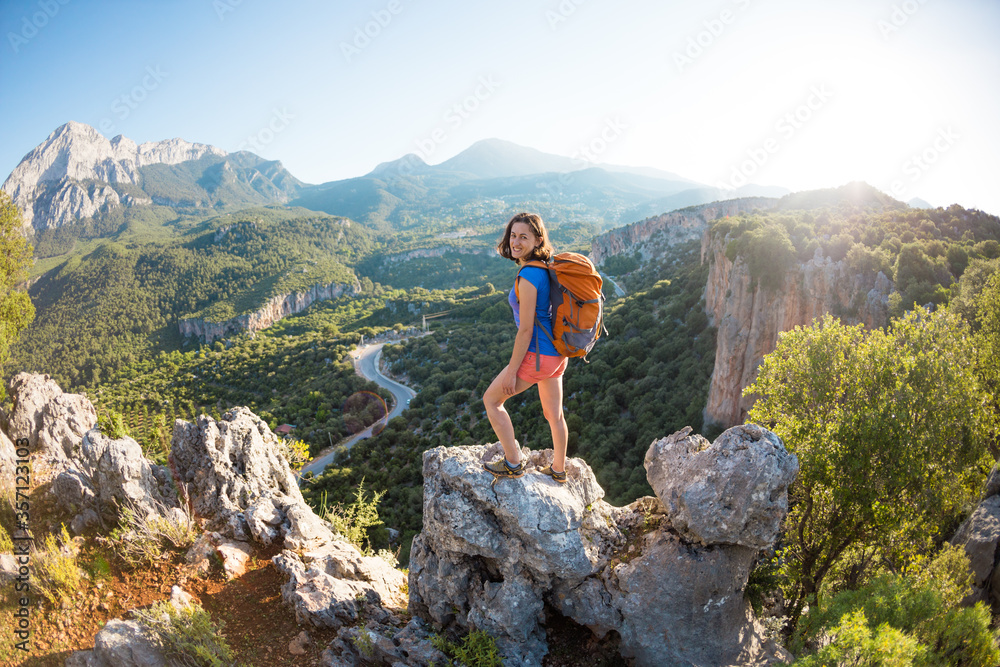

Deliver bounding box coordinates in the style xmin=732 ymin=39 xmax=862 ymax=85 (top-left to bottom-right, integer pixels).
xmin=508 ymin=265 xmax=560 ymax=357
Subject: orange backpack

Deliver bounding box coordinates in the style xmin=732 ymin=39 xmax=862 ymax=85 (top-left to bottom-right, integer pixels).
xmin=516 ymin=253 xmax=608 ymax=361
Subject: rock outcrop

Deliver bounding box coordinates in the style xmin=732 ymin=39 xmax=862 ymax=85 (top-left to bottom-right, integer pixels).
xmin=408 ymin=426 xmax=798 ymax=667
xmin=6 ymin=372 xmax=96 ymax=460
xmin=645 ymin=424 xmax=798 ymax=548
xmin=589 ymin=197 xmax=779 ymax=267
xmin=951 ymin=464 xmax=1000 ymax=607
xmin=177 ymin=279 xmax=361 ymax=343
xmin=169 ymin=408 xmax=407 ymax=629
xmin=2 ymin=121 xmax=224 ymax=232
xmin=702 ymin=235 xmax=892 ymax=428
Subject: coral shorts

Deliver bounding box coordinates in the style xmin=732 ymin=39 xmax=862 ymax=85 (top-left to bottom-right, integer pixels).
xmin=516 ymin=352 xmax=568 ymax=383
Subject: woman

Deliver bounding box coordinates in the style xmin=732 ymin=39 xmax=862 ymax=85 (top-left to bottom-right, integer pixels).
xmin=482 ymin=212 xmax=568 ymax=484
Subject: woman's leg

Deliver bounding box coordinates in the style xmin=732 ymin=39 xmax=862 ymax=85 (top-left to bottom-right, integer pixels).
xmin=483 ymin=365 xmax=534 ymax=463
xmin=536 ymin=375 xmax=567 ymax=472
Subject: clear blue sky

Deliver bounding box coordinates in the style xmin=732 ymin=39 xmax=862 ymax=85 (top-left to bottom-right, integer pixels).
xmin=2 ymin=0 xmax=999 ymax=214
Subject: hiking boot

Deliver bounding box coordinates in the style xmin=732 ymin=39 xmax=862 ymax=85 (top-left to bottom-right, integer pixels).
xmin=539 ymin=465 xmax=567 ymax=484
xmin=484 ymin=458 xmax=524 ymax=479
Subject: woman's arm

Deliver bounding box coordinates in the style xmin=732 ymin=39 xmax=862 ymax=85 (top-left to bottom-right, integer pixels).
xmin=503 ymin=275 xmax=538 ymax=394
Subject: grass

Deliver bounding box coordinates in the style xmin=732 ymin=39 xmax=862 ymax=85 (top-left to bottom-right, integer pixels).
xmin=132 ymin=600 xmax=234 ymax=667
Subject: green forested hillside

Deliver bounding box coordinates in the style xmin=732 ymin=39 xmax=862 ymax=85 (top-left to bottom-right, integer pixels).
xmin=13 ymin=209 xmax=373 ymax=388
xmin=712 ymin=192 xmax=1000 ymax=308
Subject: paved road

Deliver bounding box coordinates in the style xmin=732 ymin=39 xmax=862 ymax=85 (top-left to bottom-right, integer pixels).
xmin=299 ymin=341 xmax=417 ymax=480
xmin=601 ymin=272 xmax=627 ymax=297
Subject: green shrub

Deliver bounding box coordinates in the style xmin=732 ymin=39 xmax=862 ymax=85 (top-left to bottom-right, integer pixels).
xmin=792 ymin=545 xmax=999 ymax=667
xmin=432 ymin=629 xmax=504 ymax=667
xmin=323 ymin=480 xmax=385 ymax=555
xmin=33 ymin=524 xmax=82 ymax=606
xmin=132 ymin=600 xmax=233 ymax=667
xmin=98 ymin=409 xmax=131 ymax=439
xmin=110 ymin=502 xmax=198 ymax=567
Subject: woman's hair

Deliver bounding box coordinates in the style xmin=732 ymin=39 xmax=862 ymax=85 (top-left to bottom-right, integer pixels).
xmin=496 ymin=212 xmax=554 ymax=264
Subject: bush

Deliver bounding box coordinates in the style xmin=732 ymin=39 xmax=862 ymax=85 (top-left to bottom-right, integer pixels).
xmin=132 ymin=601 xmax=233 ymax=667
xmin=432 ymin=629 xmax=504 ymax=667
xmin=110 ymin=501 xmax=198 ymax=567
xmin=98 ymin=409 xmax=131 ymax=439
xmin=792 ymin=546 xmax=999 ymax=667
xmin=33 ymin=524 xmax=83 ymax=606
xmin=323 ymin=480 xmax=385 ymax=555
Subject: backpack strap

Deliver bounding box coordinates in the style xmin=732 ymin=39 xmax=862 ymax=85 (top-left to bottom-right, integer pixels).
xmin=515 ymin=260 xmax=554 ymax=371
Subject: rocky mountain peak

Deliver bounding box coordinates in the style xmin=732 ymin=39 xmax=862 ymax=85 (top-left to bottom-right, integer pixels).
xmin=2 ymin=121 xmax=226 ymax=231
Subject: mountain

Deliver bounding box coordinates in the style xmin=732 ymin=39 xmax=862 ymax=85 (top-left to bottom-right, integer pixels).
xmin=433 ymin=138 xmax=583 ymax=179
xmin=2 ymin=122 xmax=303 ymax=233
xmin=293 ymin=139 xmax=710 ymax=232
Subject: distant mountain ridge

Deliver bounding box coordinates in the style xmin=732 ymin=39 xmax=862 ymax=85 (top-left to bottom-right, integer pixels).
xmin=2 ymin=121 xmax=303 ymax=233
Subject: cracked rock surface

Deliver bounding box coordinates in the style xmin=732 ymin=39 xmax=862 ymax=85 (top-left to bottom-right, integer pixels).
xmin=409 ymin=426 xmax=798 ymax=667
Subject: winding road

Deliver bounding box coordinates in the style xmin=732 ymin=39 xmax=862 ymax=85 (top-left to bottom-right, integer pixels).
xmin=299 ymin=340 xmax=417 ymax=480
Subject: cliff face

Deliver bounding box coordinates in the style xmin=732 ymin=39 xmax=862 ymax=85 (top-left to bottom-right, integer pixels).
xmin=702 ymin=235 xmax=892 ymax=428
xmin=3 ymin=121 xmax=224 ymax=231
xmin=178 ymin=280 xmax=361 ymax=343
xmin=590 ymin=197 xmax=779 ymax=266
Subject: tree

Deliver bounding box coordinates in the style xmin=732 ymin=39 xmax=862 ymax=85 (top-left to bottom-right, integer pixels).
xmin=0 ymin=192 xmax=35 ymax=394
xmin=745 ymin=310 xmax=992 ymax=629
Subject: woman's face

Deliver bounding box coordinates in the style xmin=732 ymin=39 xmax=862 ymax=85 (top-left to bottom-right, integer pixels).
xmin=509 ymin=222 xmax=540 ymax=261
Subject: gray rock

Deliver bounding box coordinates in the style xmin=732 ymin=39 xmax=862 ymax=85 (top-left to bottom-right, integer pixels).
xmin=273 ymin=550 xmax=381 ymax=629
xmin=409 ymin=432 xmax=795 ymax=667
xmin=319 ymin=617 xmax=447 ymax=667
xmin=76 ymin=430 xmax=175 ymax=520
xmin=216 ymin=540 xmax=253 ymax=580
xmin=169 ymin=407 xmax=303 ymax=536
xmin=63 ymin=619 xmax=167 ymax=667
xmin=609 ymin=532 xmax=759 ymax=666
xmin=70 ymin=508 xmax=101 ymax=535
xmin=950 ymin=494 xmax=1000 ymax=605
xmin=644 ymin=424 xmax=798 ymax=548
xmin=0 ymin=427 xmax=17 ymax=476
xmin=7 ymin=373 xmax=96 ymax=460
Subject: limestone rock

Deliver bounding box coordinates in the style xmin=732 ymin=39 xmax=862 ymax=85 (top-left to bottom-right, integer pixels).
xmin=216 ymin=540 xmax=253 ymax=580
xmin=409 ymin=433 xmax=795 ymax=667
xmin=950 ymin=494 xmax=1000 ymax=605
xmin=320 ymin=617 xmax=447 ymax=667
xmin=178 ymin=279 xmax=361 ymax=344
xmin=273 ymin=551 xmax=383 ymax=629
xmin=169 ymin=407 xmax=304 ymax=538
xmin=289 ymin=630 xmax=311 ymax=656
xmin=7 ymin=373 xmax=96 ymax=460
xmin=79 ymin=431 xmax=175 ymax=517
xmin=63 ymin=619 xmax=167 ymax=667
xmin=644 ymin=424 xmax=799 ymax=547
xmin=701 ymin=229 xmax=892 ymax=428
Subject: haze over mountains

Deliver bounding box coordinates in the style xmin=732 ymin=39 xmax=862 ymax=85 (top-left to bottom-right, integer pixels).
xmin=2 ymin=122 xmax=789 ymax=237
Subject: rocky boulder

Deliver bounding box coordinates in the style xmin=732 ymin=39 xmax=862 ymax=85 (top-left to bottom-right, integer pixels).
xmin=169 ymin=407 xmax=304 ymax=539
xmin=409 ymin=426 xmax=797 ymax=667
xmin=7 ymin=372 xmax=96 ymax=460
xmin=169 ymin=408 xmax=406 ymax=630
xmin=951 ymin=464 xmax=1000 ymax=607
xmin=644 ymin=424 xmax=798 ymax=548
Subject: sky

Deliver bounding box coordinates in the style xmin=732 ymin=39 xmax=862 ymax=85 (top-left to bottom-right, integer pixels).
xmin=1 ymin=0 xmax=999 ymax=215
